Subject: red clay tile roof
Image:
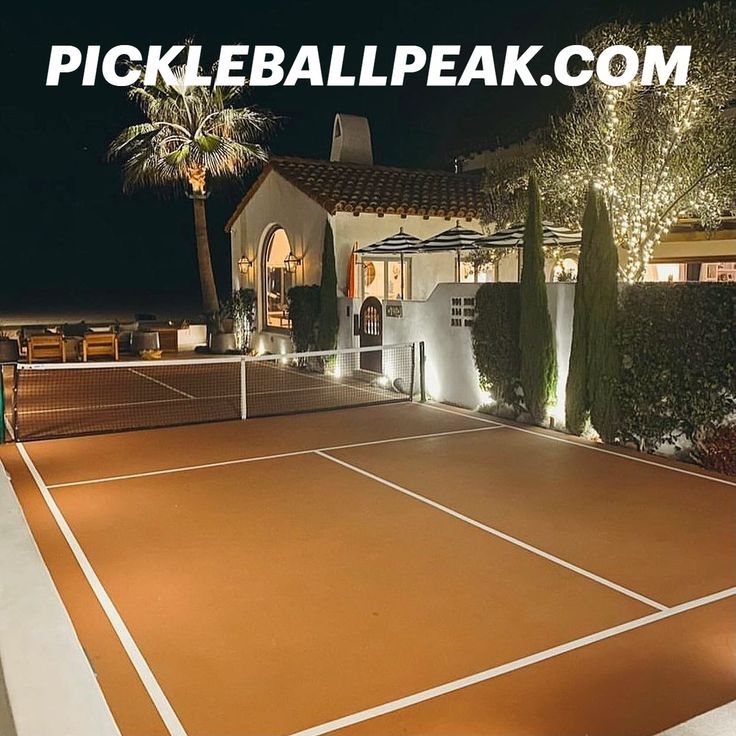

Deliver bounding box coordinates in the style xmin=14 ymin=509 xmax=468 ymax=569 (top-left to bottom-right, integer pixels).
xmin=225 ymin=156 xmax=485 ymax=231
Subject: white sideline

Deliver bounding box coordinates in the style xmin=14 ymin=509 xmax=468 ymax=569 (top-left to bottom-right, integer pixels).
xmin=0 ymin=460 xmax=120 ymax=736
xmin=47 ymin=424 xmax=505 ymax=489
xmin=286 ymin=586 xmax=736 ymax=736
xmin=421 ymin=403 xmax=736 ymax=487
xmin=316 ymin=451 xmax=667 ymax=611
xmin=15 ymin=444 xmax=188 ymax=736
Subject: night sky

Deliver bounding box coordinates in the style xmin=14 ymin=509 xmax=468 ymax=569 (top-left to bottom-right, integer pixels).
xmin=1 ymin=0 xmax=695 ymax=319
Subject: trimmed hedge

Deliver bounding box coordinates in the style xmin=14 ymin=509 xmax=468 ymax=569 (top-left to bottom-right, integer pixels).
xmin=472 ymin=283 xmax=522 ymax=411
xmin=616 ymin=283 xmax=736 ymax=451
xmin=288 ymin=285 xmax=321 ymax=353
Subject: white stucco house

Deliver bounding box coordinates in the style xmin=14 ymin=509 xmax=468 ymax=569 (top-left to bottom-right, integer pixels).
xmin=224 ymin=113 xmax=509 ymax=354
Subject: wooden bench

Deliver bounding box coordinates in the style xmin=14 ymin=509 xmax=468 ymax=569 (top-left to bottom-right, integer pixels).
xmin=82 ymin=333 xmax=119 ymax=362
xmin=28 ymin=335 xmax=65 ymax=364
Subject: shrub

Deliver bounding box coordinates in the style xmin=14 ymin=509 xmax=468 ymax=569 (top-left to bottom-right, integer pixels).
xmin=288 ymin=285 xmax=321 ymax=353
xmin=472 ymin=283 xmax=522 ymax=411
xmin=519 ymin=174 xmax=557 ymax=423
xmin=223 ymin=288 xmax=256 ymax=352
xmin=586 ymin=196 xmax=619 ymax=443
xmin=317 ymin=221 xmax=339 ymax=351
xmin=616 ymin=283 xmax=736 ymax=451
xmin=565 ymin=185 xmax=597 ymax=435
xmin=694 ymin=426 xmax=736 ymax=476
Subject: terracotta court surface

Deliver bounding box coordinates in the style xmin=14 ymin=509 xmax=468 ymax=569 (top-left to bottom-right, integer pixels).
xmin=1 ymin=401 xmax=735 ymax=735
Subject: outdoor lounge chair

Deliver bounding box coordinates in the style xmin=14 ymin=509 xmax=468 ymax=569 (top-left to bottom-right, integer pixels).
xmin=82 ymin=332 xmax=119 ymax=362
xmin=27 ymin=335 xmax=65 ymax=363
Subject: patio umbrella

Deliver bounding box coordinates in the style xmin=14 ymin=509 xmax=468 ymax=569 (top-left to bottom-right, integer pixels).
xmin=475 ymin=221 xmax=582 ymax=248
xmin=346 ymin=243 xmax=357 ymax=298
xmin=417 ymin=221 xmax=487 ymax=282
xmin=355 ymin=228 xmax=422 ymax=254
xmin=356 ymin=228 xmax=422 ymax=298
xmin=475 ymin=221 xmax=582 ymax=279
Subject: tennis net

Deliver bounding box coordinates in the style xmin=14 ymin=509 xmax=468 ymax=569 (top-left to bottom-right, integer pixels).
xmin=12 ymin=343 xmax=417 ymax=441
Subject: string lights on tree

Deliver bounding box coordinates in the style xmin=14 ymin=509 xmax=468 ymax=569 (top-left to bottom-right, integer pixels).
xmin=482 ymin=2 xmax=736 ymax=282
xmin=536 ymin=3 xmax=736 ymax=282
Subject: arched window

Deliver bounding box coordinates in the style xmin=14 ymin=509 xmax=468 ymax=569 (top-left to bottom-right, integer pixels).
xmin=263 ymin=228 xmax=293 ymax=329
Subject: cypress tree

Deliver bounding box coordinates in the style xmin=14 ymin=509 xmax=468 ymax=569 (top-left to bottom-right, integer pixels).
xmin=587 ymin=195 xmax=620 ymax=442
xmin=565 ymin=184 xmax=598 ymax=434
xmin=317 ymin=220 xmax=339 ymax=351
xmin=519 ymin=174 xmax=557 ymax=423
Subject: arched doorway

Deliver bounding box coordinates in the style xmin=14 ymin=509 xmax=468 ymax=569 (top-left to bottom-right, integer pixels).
xmin=359 ymin=297 xmax=383 ymax=373
xmin=262 ymin=228 xmax=293 ymax=329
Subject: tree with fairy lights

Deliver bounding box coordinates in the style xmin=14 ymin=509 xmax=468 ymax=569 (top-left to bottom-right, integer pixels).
xmin=537 ymin=2 xmax=736 ymax=282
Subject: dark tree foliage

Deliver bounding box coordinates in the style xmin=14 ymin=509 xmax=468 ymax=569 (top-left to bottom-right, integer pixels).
xmin=565 ymin=185 xmax=598 ymax=434
xmin=587 ymin=196 xmax=620 ymax=442
xmin=288 ymin=285 xmax=321 ymax=353
xmin=519 ymin=174 xmax=557 ymax=423
xmin=472 ymin=283 xmax=522 ymax=411
xmin=317 ymin=221 xmax=339 ymax=351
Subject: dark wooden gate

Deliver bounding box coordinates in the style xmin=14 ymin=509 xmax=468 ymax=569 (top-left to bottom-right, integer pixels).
xmin=359 ymin=297 xmax=383 ymax=373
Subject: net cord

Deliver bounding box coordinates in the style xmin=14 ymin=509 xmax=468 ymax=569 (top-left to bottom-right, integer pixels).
xmin=15 ymin=343 xmax=416 ymax=371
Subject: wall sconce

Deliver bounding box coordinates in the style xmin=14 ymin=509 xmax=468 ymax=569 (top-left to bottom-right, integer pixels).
xmin=283 ymin=251 xmax=302 ymax=274
xmin=238 ymin=255 xmax=253 ymax=274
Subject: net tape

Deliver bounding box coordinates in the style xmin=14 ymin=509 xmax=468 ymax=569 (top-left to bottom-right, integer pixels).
xmin=13 ymin=343 xmax=416 ymax=441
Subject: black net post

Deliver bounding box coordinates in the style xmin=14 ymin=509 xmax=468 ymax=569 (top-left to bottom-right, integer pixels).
xmin=419 ymin=341 xmax=427 ymax=403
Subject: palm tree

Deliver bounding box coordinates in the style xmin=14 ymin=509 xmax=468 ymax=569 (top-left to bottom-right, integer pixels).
xmin=108 ymin=63 xmax=270 ymax=315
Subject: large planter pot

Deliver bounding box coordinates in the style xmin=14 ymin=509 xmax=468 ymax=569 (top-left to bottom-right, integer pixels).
xmin=209 ymin=333 xmax=236 ymax=354
xmin=0 ymin=338 xmax=19 ymax=363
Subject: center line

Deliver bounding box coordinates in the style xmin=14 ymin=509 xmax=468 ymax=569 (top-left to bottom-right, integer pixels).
xmin=128 ymin=368 xmax=195 ymax=399
xmin=315 ymin=450 xmax=667 ymax=611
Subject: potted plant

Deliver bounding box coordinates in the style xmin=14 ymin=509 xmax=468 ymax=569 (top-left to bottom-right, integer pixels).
xmin=208 ymin=310 xmax=236 ymax=354
xmin=0 ymin=328 xmax=19 ymax=363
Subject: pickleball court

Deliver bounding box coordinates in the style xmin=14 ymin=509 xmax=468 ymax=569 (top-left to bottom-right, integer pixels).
xmin=0 ymin=346 xmax=734 ymax=736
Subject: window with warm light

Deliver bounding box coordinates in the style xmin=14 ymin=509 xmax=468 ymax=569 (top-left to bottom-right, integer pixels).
xmin=362 ymin=258 xmax=411 ymax=299
xmin=264 ymin=228 xmax=294 ymax=329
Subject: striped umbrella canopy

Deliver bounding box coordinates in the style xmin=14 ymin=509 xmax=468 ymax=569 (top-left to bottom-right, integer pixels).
xmin=355 ymin=228 xmax=422 ymax=254
xmin=416 ymin=221 xmax=487 ymax=252
xmin=476 ymin=221 xmax=582 ymax=248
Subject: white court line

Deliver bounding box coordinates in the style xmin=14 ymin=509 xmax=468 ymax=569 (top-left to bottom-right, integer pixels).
xmin=127 ymin=368 xmax=195 ymax=399
xmin=287 ymin=586 xmax=736 ymax=736
xmin=47 ymin=425 xmax=505 ymax=489
xmin=16 ymin=443 xmax=187 ymax=736
xmin=420 ymin=402 xmax=736 ymax=487
xmin=316 ymin=451 xmax=667 ymax=611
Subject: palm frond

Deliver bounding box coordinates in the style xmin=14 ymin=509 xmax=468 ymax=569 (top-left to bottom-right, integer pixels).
xmin=109 ymin=57 xmax=271 ymax=195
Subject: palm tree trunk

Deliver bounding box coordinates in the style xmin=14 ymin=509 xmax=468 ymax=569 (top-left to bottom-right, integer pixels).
xmin=191 ymin=193 xmax=219 ymax=314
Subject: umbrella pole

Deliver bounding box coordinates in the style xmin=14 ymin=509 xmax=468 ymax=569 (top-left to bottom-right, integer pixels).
xmin=517 ymin=249 xmax=522 ymax=281
xmin=400 ymin=253 xmax=405 ymax=299
xmin=456 ymin=250 xmax=461 ymax=283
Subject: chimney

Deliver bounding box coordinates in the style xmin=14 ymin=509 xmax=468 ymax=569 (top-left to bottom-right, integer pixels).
xmin=330 ymin=113 xmax=373 ymax=165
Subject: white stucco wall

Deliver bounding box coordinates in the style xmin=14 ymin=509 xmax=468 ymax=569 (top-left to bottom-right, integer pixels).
xmin=229 ymin=170 xmax=328 ymax=355
xmin=341 ymin=282 xmax=575 ymax=413
xmin=333 ymin=212 xmax=484 ymax=300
